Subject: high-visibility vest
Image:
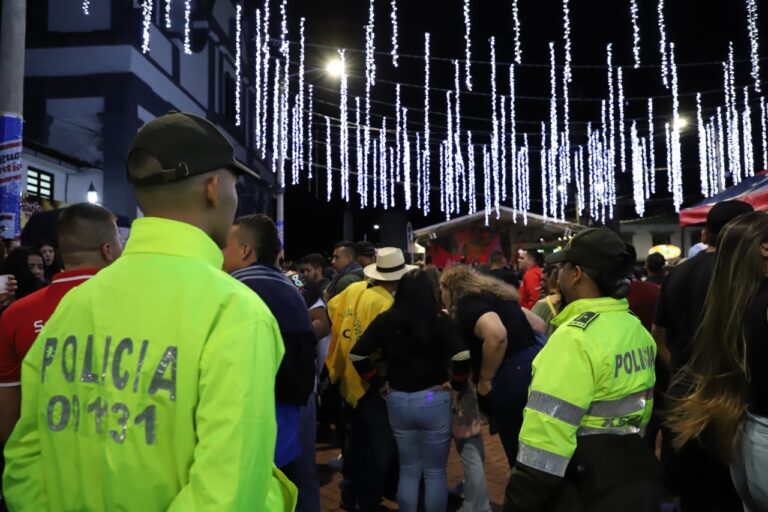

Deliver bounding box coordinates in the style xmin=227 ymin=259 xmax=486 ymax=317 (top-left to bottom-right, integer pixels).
xmin=517 ymin=296 xmax=656 ymax=477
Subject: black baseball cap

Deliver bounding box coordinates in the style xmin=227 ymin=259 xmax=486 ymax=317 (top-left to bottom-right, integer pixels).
xmin=706 ymin=200 xmax=754 ymax=237
xmin=546 ymin=227 xmax=630 ymax=271
xmin=126 ymin=112 xmax=259 ymax=186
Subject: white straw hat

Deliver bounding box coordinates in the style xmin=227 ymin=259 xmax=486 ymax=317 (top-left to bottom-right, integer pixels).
xmin=363 ymin=247 xmax=417 ymax=282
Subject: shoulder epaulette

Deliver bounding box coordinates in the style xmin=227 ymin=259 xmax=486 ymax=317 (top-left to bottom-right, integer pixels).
xmin=568 ymin=311 xmax=600 ymax=330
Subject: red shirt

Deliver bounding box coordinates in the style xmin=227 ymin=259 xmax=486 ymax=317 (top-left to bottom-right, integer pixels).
xmin=519 ymin=265 xmax=542 ymax=310
xmin=627 ymin=280 xmax=661 ymax=332
xmin=0 ymin=269 xmax=98 ymax=385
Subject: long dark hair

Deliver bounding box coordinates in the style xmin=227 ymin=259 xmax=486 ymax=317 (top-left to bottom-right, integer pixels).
xmin=667 ymin=212 xmax=768 ymax=462
xmin=1 ymin=247 xmax=45 ymax=299
xmin=387 ymin=269 xmax=441 ymax=343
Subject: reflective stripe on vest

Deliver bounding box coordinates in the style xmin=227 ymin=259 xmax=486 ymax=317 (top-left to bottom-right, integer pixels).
xmin=517 ymin=441 xmax=571 ymax=477
xmin=526 ymin=391 xmax=586 ymax=427
xmin=577 ymin=425 xmax=646 ymax=437
xmin=586 ymin=388 xmax=653 ymax=418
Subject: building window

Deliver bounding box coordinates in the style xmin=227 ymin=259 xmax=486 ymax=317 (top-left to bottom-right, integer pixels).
xmin=652 ymin=232 xmax=672 ymax=246
xmin=27 ymin=168 xmax=54 ymax=200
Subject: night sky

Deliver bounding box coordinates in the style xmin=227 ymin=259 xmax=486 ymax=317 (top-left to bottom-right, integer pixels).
xmin=258 ymin=0 xmax=759 ymax=257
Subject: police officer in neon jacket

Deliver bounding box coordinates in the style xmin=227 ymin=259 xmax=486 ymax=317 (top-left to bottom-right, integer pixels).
xmin=504 ymin=228 xmax=662 ymax=511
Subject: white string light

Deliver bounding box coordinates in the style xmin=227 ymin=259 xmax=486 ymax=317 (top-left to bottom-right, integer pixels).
xmin=607 ymin=44 xmax=616 ymax=175
xmin=562 ymin=0 xmax=572 ymax=206
xmin=379 ymin=117 xmax=388 ymax=208
xmin=280 ymin=56 xmax=289 ymax=190
xmin=141 ymin=0 xmax=153 ymax=54
xmin=389 ymin=146 xmax=395 ymax=208
xmin=747 ymin=0 xmax=761 ymax=93
xmin=260 ymin=0 xmax=271 ymax=158
xmin=271 ymin=60 xmax=280 ymax=182
xmin=490 ymin=37 xmax=501 ymax=218
xmin=254 ymin=9 xmax=263 ymax=152
xmin=761 ymin=97 xmax=768 ymax=171
xmin=726 ymin=42 xmax=742 ymax=184
xmin=483 ymin=144 xmax=491 ymax=225
xmin=665 ymin=122 xmax=672 ymax=194
xmin=338 ymin=49 xmax=350 ymax=200
xmin=308 ymin=85 xmax=314 ymax=179
xmin=522 ymin=133 xmax=530 ymax=224
xmin=512 ymin=0 xmax=522 ymax=64
xmin=416 ymin=132 xmax=422 ymax=209
xmin=540 ymin=122 xmax=548 ymax=217
xmin=468 ymin=131 xmax=476 ymax=214
xmin=439 ymin=140 xmax=446 ymax=217
xmin=500 ymin=94 xmax=507 ymax=202
xmin=403 ymin=107 xmax=412 ymax=210
xmin=658 ymin=0 xmax=669 ymax=88
xmin=631 ymin=0 xmax=640 ymax=68
xmin=670 ymin=43 xmax=683 ymax=210
xmin=373 ymin=138 xmax=379 ymax=208
xmin=184 ymin=0 xmax=192 ymax=54
xmin=364 ymin=0 xmax=376 ymax=193
xmin=575 ymin=146 xmax=585 ymax=216
xmin=696 ymin=93 xmax=709 ymax=197
xmin=509 ymin=64 xmax=517 ymax=210
xmin=454 ymin=60 xmax=466 ymax=204
xmin=617 ymin=66 xmax=626 ymax=172
xmin=355 ymin=96 xmax=364 ymax=204
xmin=280 ymin=0 xmax=288 ymax=58
xmin=549 ymin=42 xmax=559 ymax=218
xmin=648 ymin=98 xmax=656 ymax=194
xmin=234 ymin=4 xmax=242 ymax=127
xmin=445 ymin=92 xmax=454 ymax=216
xmin=743 ymin=86 xmax=755 ymax=177
xmin=630 ymin=121 xmax=645 ymax=216
xmin=82 ymin=0 xmax=90 ymax=16
xmin=325 ymin=116 xmax=332 ymax=201
xmin=717 ymin=107 xmax=726 ymax=191
xmin=165 ymin=0 xmax=172 ymax=29
xmin=423 ymin=33 xmax=431 ymax=215
xmin=463 ymin=0 xmax=473 ymax=91
xmin=297 ymin=18 xmax=306 ymax=176
xmin=390 ymin=0 xmax=399 ymax=67
xmin=396 ymin=84 xmax=402 ymax=184
xmin=291 ymin=101 xmax=299 ymax=185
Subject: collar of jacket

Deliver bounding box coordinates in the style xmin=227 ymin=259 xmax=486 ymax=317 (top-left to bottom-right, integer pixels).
xmin=122 ymin=217 xmax=224 ymax=269
xmin=551 ymin=296 xmax=629 ymax=327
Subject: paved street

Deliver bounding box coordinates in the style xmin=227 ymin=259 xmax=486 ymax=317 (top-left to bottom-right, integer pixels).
xmin=317 ymin=426 xmax=508 ymax=511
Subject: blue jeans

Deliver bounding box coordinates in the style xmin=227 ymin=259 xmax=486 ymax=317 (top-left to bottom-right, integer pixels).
xmin=731 ymin=412 xmax=768 ymax=511
xmin=387 ymin=388 xmax=452 ymax=512
xmin=454 ymin=435 xmax=492 ymax=512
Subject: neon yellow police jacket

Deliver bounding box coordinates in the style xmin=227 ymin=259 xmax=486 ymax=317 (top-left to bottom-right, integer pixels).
xmin=517 ymin=296 xmax=656 ymax=477
xmin=3 ymin=217 xmax=297 ymax=511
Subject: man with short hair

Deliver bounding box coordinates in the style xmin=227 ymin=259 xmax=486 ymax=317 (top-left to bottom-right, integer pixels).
xmin=518 ymin=249 xmax=544 ymax=310
xmin=3 ymin=112 xmax=295 ymax=511
xmin=0 ymin=203 xmax=122 ymax=442
xmin=299 ymin=253 xmax=331 ymax=293
xmin=327 ymin=241 xmax=364 ymax=298
xmin=645 ymin=252 xmax=666 ymax=286
xmin=354 ymin=241 xmax=377 ymax=269
xmin=652 ymin=199 xmax=754 ymax=512
xmin=221 ymin=213 xmax=318 ymax=511
xmin=488 ymin=250 xmax=520 ymax=287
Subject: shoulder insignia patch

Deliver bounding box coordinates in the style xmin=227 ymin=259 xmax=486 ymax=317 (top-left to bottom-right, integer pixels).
xmin=568 ymin=311 xmax=600 ymax=330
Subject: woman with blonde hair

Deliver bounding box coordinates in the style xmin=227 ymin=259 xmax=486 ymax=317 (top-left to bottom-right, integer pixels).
xmin=440 ymin=264 xmax=540 ymax=467
xmin=668 ymin=212 xmax=768 ymax=511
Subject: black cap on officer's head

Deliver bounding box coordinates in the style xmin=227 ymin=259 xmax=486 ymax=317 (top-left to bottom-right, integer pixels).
xmin=126 ymin=112 xmax=260 ymax=186
xmin=705 ymin=200 xmax=754 ymax=239
xmin=545 ymin=227 xmax=630 ymax=271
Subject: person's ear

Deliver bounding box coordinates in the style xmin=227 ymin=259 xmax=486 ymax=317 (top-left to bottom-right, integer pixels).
xmin=205 ymin=175 xmax=220 ymax=207
xmin=101 ymin=242 xmax=116 ymax=263
xmin=701 ymin=229 xmax=709 ymax=245
xmin=241 ymin=243 xmax=254 ymax=262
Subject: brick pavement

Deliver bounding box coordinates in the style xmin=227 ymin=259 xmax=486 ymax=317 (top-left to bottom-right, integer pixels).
xmin=317 ymin=426 xmax=507 ymax=512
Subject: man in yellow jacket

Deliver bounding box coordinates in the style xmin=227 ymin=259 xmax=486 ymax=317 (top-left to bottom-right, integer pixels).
xmin=2 ymin=112 xmax=296 ymax=511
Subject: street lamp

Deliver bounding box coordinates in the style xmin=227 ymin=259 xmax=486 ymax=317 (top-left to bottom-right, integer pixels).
xmin=325 ymin=57 xmax=344 ymax=78
xmin=87 ymin=182 xmax=99 ymax=204
xmin=674 ymin=117 xmax=688 ymax=130
xmin=373 ymin=224 xmax=380 ymax=231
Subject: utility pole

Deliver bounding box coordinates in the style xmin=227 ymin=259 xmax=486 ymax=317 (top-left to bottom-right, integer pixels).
xmin=0 ymin=0 xmax=27 ymax=238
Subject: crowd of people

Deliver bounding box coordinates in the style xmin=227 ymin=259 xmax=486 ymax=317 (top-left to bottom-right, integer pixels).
xmin=0 ymin=111 xmax=765 ymax=512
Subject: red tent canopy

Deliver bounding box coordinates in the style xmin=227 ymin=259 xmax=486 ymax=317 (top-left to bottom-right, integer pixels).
xmin=679 ymin=170 xmax=768 ymax=227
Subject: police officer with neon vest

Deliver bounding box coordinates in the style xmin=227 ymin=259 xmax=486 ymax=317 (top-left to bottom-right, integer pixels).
xmin=504 ymin=228 xmax=662 ymax=512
